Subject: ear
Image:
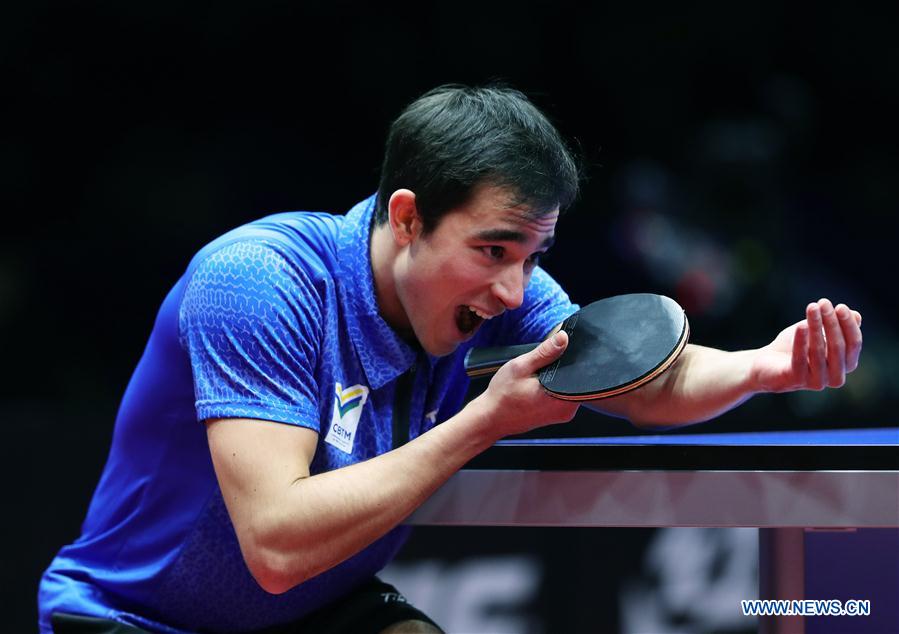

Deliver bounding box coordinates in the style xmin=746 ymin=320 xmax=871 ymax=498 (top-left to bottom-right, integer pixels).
xmin=387 ymin=189 xmax=421 ymax=246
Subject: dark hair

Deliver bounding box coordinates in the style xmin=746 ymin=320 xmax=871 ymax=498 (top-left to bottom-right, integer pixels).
xmin=375 ymin=84 xmax=581 ymax=233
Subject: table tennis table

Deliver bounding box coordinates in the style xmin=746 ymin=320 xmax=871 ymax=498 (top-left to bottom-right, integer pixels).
xmin=407 ymin=427 xmax=899 ymax=634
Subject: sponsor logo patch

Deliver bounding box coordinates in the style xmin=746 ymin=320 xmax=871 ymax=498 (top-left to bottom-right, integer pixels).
xmin=324 ymin=382 xmax=369 ymax=453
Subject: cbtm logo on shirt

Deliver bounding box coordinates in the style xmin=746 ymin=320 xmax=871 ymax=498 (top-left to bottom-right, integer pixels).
xmin=325 ymin=382 xmax=369 ymax=453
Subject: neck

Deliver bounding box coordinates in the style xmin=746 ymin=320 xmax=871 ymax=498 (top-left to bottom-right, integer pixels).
xmin=369 ymin=222 xmax=412 ymax=335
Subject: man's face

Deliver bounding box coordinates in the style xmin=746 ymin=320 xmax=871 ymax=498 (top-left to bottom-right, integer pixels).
xmin=395 ymin=186 xmax=559 ymax=356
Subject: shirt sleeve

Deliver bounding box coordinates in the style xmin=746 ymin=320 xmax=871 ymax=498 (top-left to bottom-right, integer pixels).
xmin=487 ymin=266 xmax=579 ymax=346
xmin=178 ymin=239 xmax=324 ymax=430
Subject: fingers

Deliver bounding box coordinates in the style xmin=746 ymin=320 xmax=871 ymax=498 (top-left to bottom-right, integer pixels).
xmin=791 ymin=321 xmax=810 ymax=387
xmin=806 ymin=302 xmax=827 ymax=390
xmin=818 ymin=299 xmax=846 ymax=388
xmin=805 ymin=299 xmax=863 ymax=390
xmin=836 ymin=303 xmax=863 ymax=372
xmin=513 ymin=330 xmax=568 ymax=377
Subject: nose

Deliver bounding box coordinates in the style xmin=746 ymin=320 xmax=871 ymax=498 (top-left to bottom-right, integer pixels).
xmin=492 ymin=264 xmax=525 ymax=311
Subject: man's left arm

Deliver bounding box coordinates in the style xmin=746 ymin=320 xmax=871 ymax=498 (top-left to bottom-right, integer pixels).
xmin=588 ymin=298 xmax=863 ymax=429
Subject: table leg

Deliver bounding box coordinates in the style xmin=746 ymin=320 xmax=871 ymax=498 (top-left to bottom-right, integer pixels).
xmin=758 ymin=527 xmax=805 ymax=634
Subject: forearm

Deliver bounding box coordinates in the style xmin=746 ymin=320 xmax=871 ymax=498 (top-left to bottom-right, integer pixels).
xmin=228 ymin=333 xmax=578 ymax=594
xmin=249 ymin=400 xmax=495 ymax=593
xmin=590 ymin=344 xmax=760 ymax=429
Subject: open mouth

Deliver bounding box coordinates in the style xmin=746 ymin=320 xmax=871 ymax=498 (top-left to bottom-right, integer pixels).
xmin=454 ymin=305 xmax=489 ymax=336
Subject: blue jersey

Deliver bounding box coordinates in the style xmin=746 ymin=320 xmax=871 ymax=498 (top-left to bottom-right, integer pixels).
xmin=39 ymin=195 xmax=577 ymax=633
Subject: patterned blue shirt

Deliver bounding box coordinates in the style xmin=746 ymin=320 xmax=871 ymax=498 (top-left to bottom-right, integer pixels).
xmin=39 ymin=195 xmax=577 ymax=633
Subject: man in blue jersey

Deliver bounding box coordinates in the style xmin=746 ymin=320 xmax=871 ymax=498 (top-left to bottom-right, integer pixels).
xmin=40 ymin=85 xmax=863 ymax=633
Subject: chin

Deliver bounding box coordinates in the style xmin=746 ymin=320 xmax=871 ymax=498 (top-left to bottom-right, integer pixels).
xmin=426 ymin=342 xmax=458 ymax=358
xmin=422 ymin=335 xmax=461 ymax=358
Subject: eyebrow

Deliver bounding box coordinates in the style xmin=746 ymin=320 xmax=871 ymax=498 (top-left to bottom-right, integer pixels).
xmin=474 ymin=229 xmax=556 ymax=250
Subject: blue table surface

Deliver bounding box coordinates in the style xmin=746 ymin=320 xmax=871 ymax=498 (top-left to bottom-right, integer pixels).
xmin=501 ymin=427 xmax=899 ymax=447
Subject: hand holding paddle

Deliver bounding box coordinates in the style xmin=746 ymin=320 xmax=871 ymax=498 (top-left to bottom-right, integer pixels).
xmin=470 ymin=329 xmax=581 ymax=438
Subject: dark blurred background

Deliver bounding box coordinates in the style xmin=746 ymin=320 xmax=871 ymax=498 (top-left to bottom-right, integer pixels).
xmin=5 ymin=1 xmax=898 ymax=631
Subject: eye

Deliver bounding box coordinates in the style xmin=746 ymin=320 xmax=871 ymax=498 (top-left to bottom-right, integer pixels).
xmin=481 ymin=245 xmax=505 ymax=261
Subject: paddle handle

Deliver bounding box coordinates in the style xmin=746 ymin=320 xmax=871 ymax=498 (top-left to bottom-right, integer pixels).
xmin=464 ymin=343 xmax=540 ymax=377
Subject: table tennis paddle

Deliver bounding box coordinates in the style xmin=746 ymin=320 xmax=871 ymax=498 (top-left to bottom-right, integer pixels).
xmin=464 ymin=293 xmax=689 ymax=400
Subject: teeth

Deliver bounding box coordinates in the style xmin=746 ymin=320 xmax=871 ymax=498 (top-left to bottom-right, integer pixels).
xmin=469 ymin=306 xmax=493 ymax=320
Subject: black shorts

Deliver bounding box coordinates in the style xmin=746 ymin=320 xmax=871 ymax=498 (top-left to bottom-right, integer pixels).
xmin=51 ymin=577 xmax=442 ymax=634
xmin=261 ymin=577 xmax=441 ymax=634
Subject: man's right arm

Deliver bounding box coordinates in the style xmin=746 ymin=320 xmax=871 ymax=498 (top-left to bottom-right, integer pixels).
xmin=206 ymin=331 xmax=577 ymax=595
